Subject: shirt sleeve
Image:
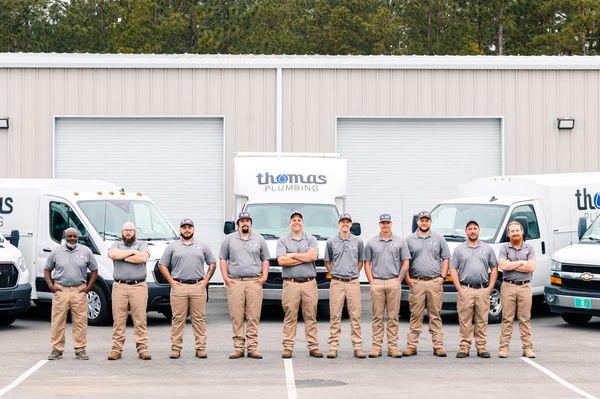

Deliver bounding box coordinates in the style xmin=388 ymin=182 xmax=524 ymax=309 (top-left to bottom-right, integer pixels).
xmin=399 ymin=240 xmax=412 ymax=261
xmin=109 ymin=241 xmax=119 ymax=250
xmin=204 ymin=245 xmax=217 ymax=265
xmin=324 ymin=240 xmax=333 ymax=262
xmin=275 ymin=238 xmax=287 ymax=258
xmin=488 ymin=247 xmax=499 ymax=267
xmin=450 ymin=248 xmax=460 ymax=269
xmin=364 ymin=241 xmax=373 ymax=262
xmin=526 ymin=245 xmax=536 ymax=260
xmin=44 ymin=251 xmax=56 ymax=271
xmin=259 ymin=238 xmax=270 ymax=261
xmin=219 ymin=236 xmax=230 ymax=260
xmin=138 ymin=242 xmax=150 ymax=256
xmin=87 ymin=248 xmax=99 ymax=271
xmin=159 ymin=244 xmax=174 ymax=267
xmin=440 ymin=237 xmax=451 ymax=260
xmin=497 ymin=244 xmax=508 ymax=261
xmin=357 ymin=240 xmax=366 ymax=261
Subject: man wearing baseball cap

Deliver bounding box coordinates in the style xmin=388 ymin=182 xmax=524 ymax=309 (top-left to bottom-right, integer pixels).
xmin=325 ymin=213 xmax=366 ymax=359
xmin=364 ymin=213 xmax=411 ymax=358
xmin=403 ymin=210 xmax=451 ymax=357
xmin=158 ymin=218 xmax=217 ymax=359
xmin=277 ymin=211 xmax=323 ymax=359
xmin=450 ymin=219 xmax=498 ymax=359
xmin=219 ymin=211 xmax=270 ymax=359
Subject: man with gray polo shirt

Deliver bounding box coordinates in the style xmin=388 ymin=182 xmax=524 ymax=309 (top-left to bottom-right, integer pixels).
xmin=159 ymin=218 xmax=217 ymax=360
xmin=325 ymin=213 xmax=366 ymax=359
xmin=364 ymin=213 xmax=411 ymax=359
xmin=219 ymin=211 xmax=270 ymax=359
xmin=404 ymin=210 xmax=451 ymax=358
xmin=107 ymin=222 xmax=151 ymax=361
xmin=277 ymin=211 xmax=323 ymax=359
xmin=450 ymin=219 xmax=498 ymax=359
xmin=44 ymin=227 xmax=98 ymax=361
xmin=498 ymin=220 xmax=536 ymax=358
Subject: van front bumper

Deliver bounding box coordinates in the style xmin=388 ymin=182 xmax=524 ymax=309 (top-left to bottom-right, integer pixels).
xmin=544 ymin=285 xmax=600 ymax=316
xmin=0 ymin=283 xmax=32 ymax=315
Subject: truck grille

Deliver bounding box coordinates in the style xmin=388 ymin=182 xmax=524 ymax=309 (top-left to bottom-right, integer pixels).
xmin=0 ymin=263 xmax=18 ymax=289
xmin=561 ymin=264 xmax=600 ymax=274
xmin=562 ymin=278 xmax=600 ymax=291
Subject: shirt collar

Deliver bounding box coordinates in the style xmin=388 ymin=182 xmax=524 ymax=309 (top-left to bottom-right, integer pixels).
xmin=466 ymin=240 xmax=481 ymax=248
xmin=338 ymin=233 xmax=351 ymax=241
xmin=288 ymin=231 xmax=307 ymax=241
xmin=508 ymin=241 xmax=526 ymax=250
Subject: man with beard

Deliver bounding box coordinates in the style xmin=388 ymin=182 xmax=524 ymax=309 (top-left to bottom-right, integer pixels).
xmin=498 ymin=221 xmax=536 ymax=358
xmin=44 ymin=228 xmax=98 ymax=360
xmin=159 ymin=218 xmax=216 ymax=359
xmin=219 ymin=211 xmax=270 ymax=359
xmin=276 ymin=211 xmax=322 ymax=359
xmin=364 ymin=213 xmax=411 ymax=359
xmin=107 ymin=222 xmax=151 ymax=360
xmin=403 ymin=211 xmax=451 ymax=357
xmin=450 ymin=220 xmax=498 ymax=359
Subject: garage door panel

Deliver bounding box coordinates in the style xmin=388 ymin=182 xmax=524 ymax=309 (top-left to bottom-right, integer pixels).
xmin=337 ymin=118 xmax=501 ymax=240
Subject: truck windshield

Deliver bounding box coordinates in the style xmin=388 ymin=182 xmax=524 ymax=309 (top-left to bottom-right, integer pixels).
xmin=244 ymin=203 xmax=339 ymax=240
xmin=78 ymin=200 xmax=178 ymax=241
xmin=580 ymin=218 xmax=600 ymax=242
xmin=431 ymin=203 xmax=508 ymax=243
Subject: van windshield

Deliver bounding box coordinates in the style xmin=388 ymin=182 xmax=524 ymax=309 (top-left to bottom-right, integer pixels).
xmin=244 ymin=203 xmax=339 ymax=240
xmin=431 ymin=203 xmax=508 ymax=243
xmin=580 ymin=217 xmax=600 ymax=242
xmin=78 ymin=200 xmax=178 ymax=241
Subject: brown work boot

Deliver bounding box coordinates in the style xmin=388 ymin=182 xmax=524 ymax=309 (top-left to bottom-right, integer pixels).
xmin=107 ymin=351 xmax=122 ymax=360
xmin=498 ymin=348 xmax=509 ymax=358
xmin=368 ymin=348 xmax=382 ymax=358
xmin=354 ymin=349 xmax=367 ymax=359
xmin=74 ymin=349 xmax=89 ymax=360
xmin=522 ymin=348 xmax=536 ymax=358
xmin=433 ymin=348 xmax=447 ymax=357
xmin=48 ymin=349 xmax=63 ymax=361
xmin=456 ymin=349 xmax=470 ymax=358
xmin=138 ymin=351 xmax=152 ymax=360
xmin=247 ymin=351 xmax=263 ymax=359
xmin=326 ymin=349 xmax=338 ymax=359
xmin=282 ymin=349 xmax=293 ymax=359
xmin=402 ymin=347 xmax=417 ymax=357
xmin=387 ymin=348 xmax=402 ymax=358
xmin=309 ymin=349 xmax=324 ymax=358
xmin=169 ymin=350 xmax=180 ymax=359
xmin=196 ymin=350 xmax=208 ymax=359
xmin=229 ymin=350 xmax=244 ymax=359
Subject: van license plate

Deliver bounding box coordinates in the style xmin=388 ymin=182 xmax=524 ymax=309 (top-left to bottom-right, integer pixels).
xmin=574 ymin=297 xmax=592 ymax=309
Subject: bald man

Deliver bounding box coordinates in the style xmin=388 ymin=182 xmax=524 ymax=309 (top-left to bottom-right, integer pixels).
xmin=107 ymin=222 xmax=151 ymax=360
xmin=44 ymin=228 xmax=98 ymax=360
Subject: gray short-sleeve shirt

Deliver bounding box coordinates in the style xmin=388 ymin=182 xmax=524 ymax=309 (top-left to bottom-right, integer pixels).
xmin=110 ymin=240 xmax=150 ymax=281
xmin=405 ymin=232 xmax=451 ymax=278
xmin=324 ymin=234 xmax=365 ymax=279
xmin=160 ymin=239 xmax=216 ymax=280
xmin=219 ymin=231 xmax=270 ymax=277
xmin=450 ymin=241 xmax=498 ymax=285
xmin=364 ymin=234 xmax=411 ymax=279
xmin=498 ymin=242 xmax=535 ymax=282
xmin=276 ymin=232 xmax=319 ymax=279
xmin=45 ymin=244 xmax=98 ymax=287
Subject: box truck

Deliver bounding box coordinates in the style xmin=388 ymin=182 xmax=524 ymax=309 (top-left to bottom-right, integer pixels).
xmin=0 ymin=230 xmax=31 ymax=326
xmin=223 ymin=153 xmax=360 ymax=308
xmin=545 ymin=214 xmax=600 ymax=325
xmin=403 ymin=173 xmax=600 ymax=323
xmin=0 ymin=179 xmax=179 ymax=325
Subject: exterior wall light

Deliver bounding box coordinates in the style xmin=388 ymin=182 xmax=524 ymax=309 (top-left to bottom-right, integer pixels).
xmin=0 ymin=117 xmax=8 ymax=129
xmin=557 ymin=118 xmax=575 ymax=130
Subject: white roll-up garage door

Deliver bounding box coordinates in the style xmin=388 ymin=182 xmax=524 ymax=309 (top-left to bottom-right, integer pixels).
xmin=337 ymin=118 xmax=501 ymax=240
xmin=54 ymin=117 xmax=223 ymax=255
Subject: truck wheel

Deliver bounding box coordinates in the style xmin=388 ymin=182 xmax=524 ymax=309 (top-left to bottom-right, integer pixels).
xmin=88 ymin=285 xmax=112 ymax=326
xmin=488 ymin=283 xmax=503 ymax=324
xmin=317 ymin=300 xmax=330 ymax=320
xmin=0 ymin=315 xmax=17 ymax=326
xmin=561 ymin=313 xmax=592 ymax=325
xmin=400 ymin=304 xmax=411 ymax=320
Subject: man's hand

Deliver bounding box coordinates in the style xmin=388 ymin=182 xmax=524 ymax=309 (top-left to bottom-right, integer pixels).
xmin=50 ymin=284 xmax=62 ymax=294
xmin=435 ymin=276 xmax=444 ymax=284
xmin=199 ymin=279 xmax=209 ymax=288
xmin=79 ymin=286 xmax=91 ymax=294
xmin=258 ymin=276 xmax=267 ymax=286
xmin=223 ymin=277 xmax=236 ymax=286
xmin=170 ymin=279 xmax=182 ymax=288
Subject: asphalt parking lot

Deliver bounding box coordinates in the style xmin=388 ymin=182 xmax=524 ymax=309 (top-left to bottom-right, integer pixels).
xmin=1 ymin=287 xmax=599 ymax=399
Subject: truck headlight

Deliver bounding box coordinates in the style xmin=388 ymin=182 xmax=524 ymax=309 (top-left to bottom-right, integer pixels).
xmin=550 ymin=260 xmax=562 ymax=271
xmin=17 ymin=256 xmax=26 ymax=272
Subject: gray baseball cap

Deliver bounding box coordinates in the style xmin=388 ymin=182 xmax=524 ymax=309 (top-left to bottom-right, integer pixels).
xmin=416 ymin=211 xmax=431 ymax=220
xmin=179 ymin=218 xmax=194 ymax=227
xmin=290 ymin=210 xmax=303 ymax=219
xmin=237 ymin=211 xmax=252 ymax=223
xmin=465 ymin=219 xmax=479 ymax=228
xmin=379 ymin=213 xmax=392 ymax=222
xmin=339 ymin=213 xmax=352 ymax=222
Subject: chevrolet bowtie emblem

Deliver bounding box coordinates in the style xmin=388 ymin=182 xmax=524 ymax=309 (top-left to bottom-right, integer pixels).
xmin=580 ymin=272 xmax=594 ymax=281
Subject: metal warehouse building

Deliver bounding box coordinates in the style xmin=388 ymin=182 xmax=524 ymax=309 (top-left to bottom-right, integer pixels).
xmin=1 ymin=53 xmax=600 ymax=246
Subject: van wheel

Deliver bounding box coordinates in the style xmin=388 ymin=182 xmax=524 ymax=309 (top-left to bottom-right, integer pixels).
xmin=561 ymin=313 xmax=592 ymax=325
xmin=161 ymin=309 xmax=173 ymax=321
xmin=317 ymin=300 xmax=330 ymax=320
xmin=88 ymin=285 xmax=111 ymax=326
xmin=488 ymin=283 xmax=503 ymax=324
xmin=0 ymin=315 xmax=17 ymax=326
xmin=400 ymin=304 xmax=411 ymax=320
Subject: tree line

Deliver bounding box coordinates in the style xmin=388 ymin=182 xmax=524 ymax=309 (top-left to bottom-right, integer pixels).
xmin=1 ymin=0 xmax=598 ymax=55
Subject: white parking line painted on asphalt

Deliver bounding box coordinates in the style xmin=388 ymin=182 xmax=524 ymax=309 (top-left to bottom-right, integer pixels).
xmin=0 ymin=360 xmax=48 ymax=397
xmin=284 ymin=358 xmax=298 ymax=399
xmin=521 ymin=357 xmax=598 ymax=399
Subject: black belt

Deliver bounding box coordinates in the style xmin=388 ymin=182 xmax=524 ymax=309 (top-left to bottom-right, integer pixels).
xmin=460 ymin=282 xmax=488 ymax=289
xmin=503 ymin=279 xmax=530 ymax=286
xmin=283 ymin=277 xmax=315 ymax=283
xmin=174 ymin=278 xmax=204 ymax=284
xmin=115 ymin=279 xmax=145 ymax=285
xmin=331 ymin=276 xmax=358 ymax=282
xmin=373 ymin=276 xmax=398 ymax=280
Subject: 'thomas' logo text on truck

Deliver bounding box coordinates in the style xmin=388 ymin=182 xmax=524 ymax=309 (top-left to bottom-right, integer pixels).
xmin=256 ymin=172 xmax=328 ymax=192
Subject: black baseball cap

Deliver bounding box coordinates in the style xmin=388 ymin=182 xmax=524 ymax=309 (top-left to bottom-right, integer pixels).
xmin=465 ymin=219 xmax=479 ymax=228
xmin=179 ymin=218 xmax=194 ymax=227
xmin=290 ymin=210 xmax=303 ymax=219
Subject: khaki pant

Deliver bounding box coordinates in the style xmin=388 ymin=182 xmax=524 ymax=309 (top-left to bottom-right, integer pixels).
xmin=226 ymin=278 xmax=263 ymax=352
xmin=282 ymin=279 xmax=319 ymax=351
xmin=328 ymin=279 xmax=362 ymax=351
xmin=170 ymin=282 xmax=208 ymax=352
xmin=110 ymin=282 xmax=149 ymax=353
xmin=50 ymin=284 xmax=88 ymax=352
xmin=370 ymin=278 xmax=400 ymax=351
xmin=499 ymin=281 xmax=533 ymax=351
xmin=457 ymin=286 xmax=489 ymax=352
xmin=406 ymin=279 xmax=444 ymax=350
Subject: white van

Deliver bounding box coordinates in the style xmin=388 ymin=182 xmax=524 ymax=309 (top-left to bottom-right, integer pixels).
xmin=0 ymin=179 xmax=179 ymax=325
xmin=0 ymin=230 xmax=30 ymax=326
xmin=224 ymin=152 xmax=360 ymax=308
xmin=407 ymin=173 xmax=600 ymax=323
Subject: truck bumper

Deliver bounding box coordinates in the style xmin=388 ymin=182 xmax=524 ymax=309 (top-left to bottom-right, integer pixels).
xmin=544 ymin=285 xmax=600 ymax=317
xmin=0 ymin=283 xmax=32 ymax=315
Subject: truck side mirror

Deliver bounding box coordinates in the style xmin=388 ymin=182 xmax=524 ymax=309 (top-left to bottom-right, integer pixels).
xmin=350 ymin=222 xmax=361 ymax=236
xmin=8 ymin=229 xmax=19 ymax=248
xmin=411 ymin=214 xmax=418 ymax=233
xmin=577 ymin=216 xmax=587 ymax=240
xmin=514 ymin=216 xmax=528 ymax=240
xmin=223 ymin=221 xmax=236 ymax=235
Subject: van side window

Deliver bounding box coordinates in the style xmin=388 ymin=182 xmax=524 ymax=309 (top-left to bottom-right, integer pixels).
xmin=49 ymin=202 xmax=98 ymax=253
xmin=506 ymin=204 xmax=541 ymax=241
